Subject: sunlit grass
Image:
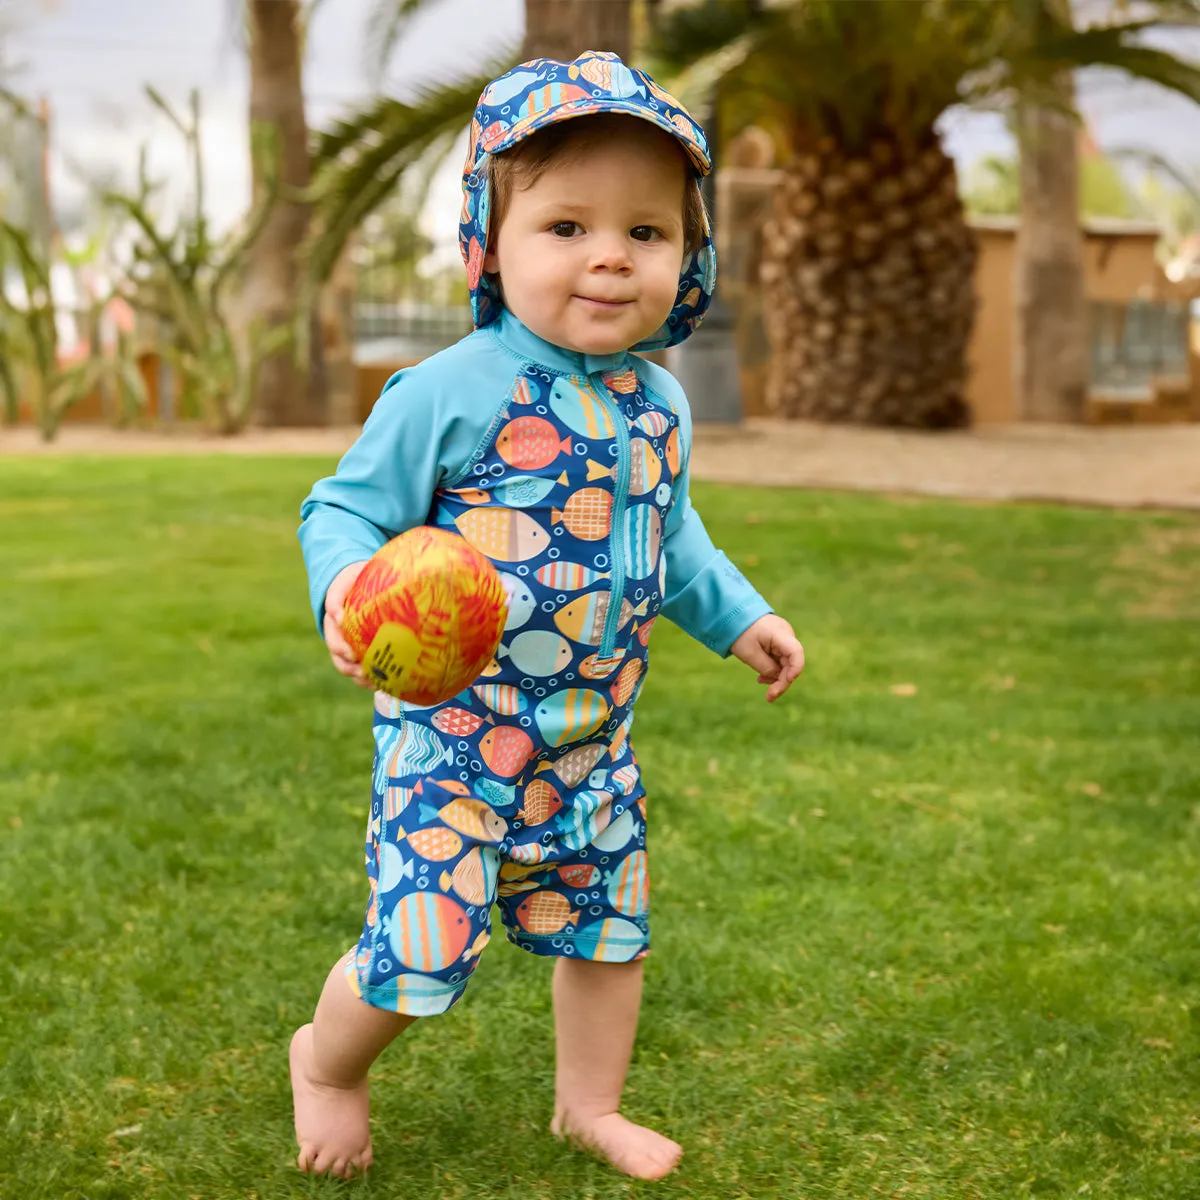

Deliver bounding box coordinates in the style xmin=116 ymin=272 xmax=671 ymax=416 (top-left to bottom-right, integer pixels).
xmin=2 ymin=456 xmax=1198 ymax=1199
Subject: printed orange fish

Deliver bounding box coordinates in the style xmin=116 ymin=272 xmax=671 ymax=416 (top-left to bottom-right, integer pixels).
xmin=456 ymin=507 xmax=550 ymax=562
xmin=506 ymin=840 xmax=552 ymax=866
xmin=461 ymin=927 xmax=491 ymax=963
xmin=428 ymin=778 xmax=472 ymax=796
xmin=664 ymin=428 xmax=680 ymax=475
xmin=636 ymin=616 xmax=657 ymax=647
xmin=400 ymin=825 xmax=464 ymax=862
xmin=612 ymin=764 xmax=639 ymax=794
xmin=497 ymin=416 xmax=572 ymax=471
xmin=552 ymin=487 xmax=612 ymax=541
xmin=472 ymin=683 xmax=527 ymax=716
xmin=439 ymin=846 xmax=498 ymax=905
xmin=547 ymin=741 xmax=607 ymax=787
xmin=432 ymin=708 xmax=488 ymax=738
xmin=557 ymin=863 xmax=600 ymax=888
xmin=480 ymin=726 xmax=535 ymax=778
xmin=608 ymin=723 xmax=629 ymax=761
xmin=466 ymin=236 xmax=485 ymax=288
xmin=510 ymin=376 xmax=536 ymax=405
xmin=515 ymin=891 xmax=580 ymax=935
xmin=587 ymin=439 xmax=663 ymax=496
xmin=497 ymin=860 xmax=547 ymax=897
xmin=610 ymin=658 xmax=644 ymax=707
xmin=456 ymin=488 xmax=491 ymax=505
xmin=536 ymin=561 xmax=610 ymax=592
xmin=603 ymin=368 xmax=639 ymax=395
xmin=519 ymin=778 xmax=563 ymax=826
xmin=389 ymin=892 xmax=472 ymax=972
xmin=579 ymin=647 xmax=627 ymax=679
xmin=426 ymin=796 xmax=507 ymax=844
xmin=553 ymin=591 xmax=635 ymax=645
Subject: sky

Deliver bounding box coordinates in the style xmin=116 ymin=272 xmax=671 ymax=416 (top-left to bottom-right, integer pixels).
xmin=5 ymin=0 xmax=1200 ymax=244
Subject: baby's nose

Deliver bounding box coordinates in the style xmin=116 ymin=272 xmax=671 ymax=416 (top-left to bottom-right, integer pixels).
xmin=588 ymin=234 xmax=633 ymax=272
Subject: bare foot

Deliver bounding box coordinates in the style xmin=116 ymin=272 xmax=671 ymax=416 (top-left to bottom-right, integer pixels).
xmin=290 ymin=1024 xmax=373 ymax=1179
xmin=552 ymin=1109 xmax=682 ymax=1180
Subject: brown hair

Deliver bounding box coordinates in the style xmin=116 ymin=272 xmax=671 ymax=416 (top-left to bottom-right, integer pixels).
xmin=487 ymin=113 xmax=707 ymax=255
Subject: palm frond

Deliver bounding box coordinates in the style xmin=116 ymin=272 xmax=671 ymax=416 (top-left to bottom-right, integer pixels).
xmin=305 ymin=70 xmax=493 ymax=288
xmin=0 ymin=85 xmax=35 ymax=120
xmin=648 ymin=0 xmax=772 ymax=72
xmin=1108 ymin=145 xmax=1200 ymax=204
xmin=1024 ymin=29 xmax=1200 ymax=104
xmin=649 ymin=0 xmax=1200 ymax=154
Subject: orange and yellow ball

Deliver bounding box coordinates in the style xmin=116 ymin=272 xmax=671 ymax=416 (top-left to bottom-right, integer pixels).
xmin=341 ymin=527 xmax=508 ymax=706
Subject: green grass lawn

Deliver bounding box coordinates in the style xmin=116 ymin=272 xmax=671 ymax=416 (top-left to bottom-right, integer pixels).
xmin=2 ymin=456 xmax=1198 ymax=1200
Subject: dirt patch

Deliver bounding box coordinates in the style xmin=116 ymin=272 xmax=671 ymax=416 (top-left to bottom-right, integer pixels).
xmin=4 ymin=417 xmax=1200 ymax=512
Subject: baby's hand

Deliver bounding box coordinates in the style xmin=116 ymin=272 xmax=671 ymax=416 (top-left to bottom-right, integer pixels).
xmin=323 ymin=561 xmax=373 ymax=689
xmin=730 ymin=615 xmax=805 ymax=703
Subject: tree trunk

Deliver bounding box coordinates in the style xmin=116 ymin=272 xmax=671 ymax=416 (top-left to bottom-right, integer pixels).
xmin=759 ymin=130 xmax=977 ymax=427
xmin=244 ymin=0 xmax=327 ymax=427
xmin=522 ymin=0 xmax=632 ymax=62
xmin=1014 ymin=79 xmax=1088 ymax=423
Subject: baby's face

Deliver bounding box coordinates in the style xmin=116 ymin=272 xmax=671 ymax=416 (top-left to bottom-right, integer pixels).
xmin=484 ymin=132 xmax=688 ymax=357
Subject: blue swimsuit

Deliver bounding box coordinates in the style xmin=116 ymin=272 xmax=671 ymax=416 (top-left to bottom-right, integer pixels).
xmin=297 ymin=52 xmax=771 ymax=1016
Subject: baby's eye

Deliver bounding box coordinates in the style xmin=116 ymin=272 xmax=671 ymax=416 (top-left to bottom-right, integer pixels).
xmin=630 ymin=226 xmax=662 ymax=242
xmin=550 ymin=222 xmax=582 ymax=238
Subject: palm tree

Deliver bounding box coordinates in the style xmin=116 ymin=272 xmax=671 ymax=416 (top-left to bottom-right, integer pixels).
xmin=241 ymin=0 xmax=327 ymax=426
xmin=651 ymin=0 xmax=1200 ymax=427
xmin=522 ymin=0 xmax=632 ymax=60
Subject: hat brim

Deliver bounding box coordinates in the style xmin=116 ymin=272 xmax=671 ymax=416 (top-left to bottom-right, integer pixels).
xmin=477 ymin=97 xmax=711 ymax=177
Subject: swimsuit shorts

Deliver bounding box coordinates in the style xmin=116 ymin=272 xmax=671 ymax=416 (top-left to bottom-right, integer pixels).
xmin=345 ymin=695 xmax=651 ymax=1016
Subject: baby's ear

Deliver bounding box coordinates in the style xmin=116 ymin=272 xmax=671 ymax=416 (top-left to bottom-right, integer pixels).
xmin=483 ymin=246 xmax=500 ymax=274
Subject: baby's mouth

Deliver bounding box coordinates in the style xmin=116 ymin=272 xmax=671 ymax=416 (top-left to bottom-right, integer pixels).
xmin=575 ymin=296 xmax=634 ymax=308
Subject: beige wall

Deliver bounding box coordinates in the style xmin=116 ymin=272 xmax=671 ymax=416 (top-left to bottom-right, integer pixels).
xmin=969 ymin=221 xmax=1170 ymax=424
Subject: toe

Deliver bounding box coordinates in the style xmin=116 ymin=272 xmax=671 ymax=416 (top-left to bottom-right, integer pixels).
xmin=309 ymin=1149 xmax=335 ymax=1176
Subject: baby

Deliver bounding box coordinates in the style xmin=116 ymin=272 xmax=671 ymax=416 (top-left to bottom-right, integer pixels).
xmin=294 ymin=50 xmax=804 ymax=1182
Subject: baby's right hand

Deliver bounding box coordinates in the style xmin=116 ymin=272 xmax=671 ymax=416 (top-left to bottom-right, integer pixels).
xmin=323 ymin=561 xmax=373 ymax=688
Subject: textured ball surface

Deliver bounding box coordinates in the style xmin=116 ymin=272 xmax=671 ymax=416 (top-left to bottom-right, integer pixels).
xmin=341 ymin=527 xmax=508 ymax=706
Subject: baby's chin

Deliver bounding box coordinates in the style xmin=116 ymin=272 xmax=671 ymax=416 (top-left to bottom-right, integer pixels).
xmin=559 ymin=319 xmax=666 ymax=358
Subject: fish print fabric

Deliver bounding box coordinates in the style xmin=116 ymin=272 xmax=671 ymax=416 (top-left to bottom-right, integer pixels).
xmin=459 ymin=49 xmax=717 ymax=351
xmin=348 ymin=357 xmax=678 ymax=1015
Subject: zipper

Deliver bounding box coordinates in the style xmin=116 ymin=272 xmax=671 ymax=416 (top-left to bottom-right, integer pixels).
xmin=589 ymin=376 xmax=630 ymax=659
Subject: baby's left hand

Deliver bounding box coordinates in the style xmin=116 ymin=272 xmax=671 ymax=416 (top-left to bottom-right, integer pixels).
xmin=730 ymin=615 xmax=806 ymax=703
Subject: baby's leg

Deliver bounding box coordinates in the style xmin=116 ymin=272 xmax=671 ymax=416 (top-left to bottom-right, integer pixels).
xmin=290 ymin=955 xmax=414 ymax=1179
xmin=551 ymin=958 xmax=682 ymax=1180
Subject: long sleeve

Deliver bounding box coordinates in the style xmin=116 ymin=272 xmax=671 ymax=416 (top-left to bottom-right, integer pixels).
xmin=297 ymin=334 xmax=511 ymax=633
xmin=637 ymin=362 xmax=773 ymax=656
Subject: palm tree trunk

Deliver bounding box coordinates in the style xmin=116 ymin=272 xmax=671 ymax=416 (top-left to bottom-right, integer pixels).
xmin=1014 ymin=79 xmax=1088 ymax=422
xmin=244 ymin=0 xmax=327 ymax=426
xmin=522 ymin=0 xmax=632 ymax=61
xmin=760 ymin=131 xmax=977 ymax=427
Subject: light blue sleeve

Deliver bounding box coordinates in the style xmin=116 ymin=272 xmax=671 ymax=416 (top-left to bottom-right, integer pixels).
xmin=297 ymin=333 xmax=510 ymax=633
xmin=636 ymin=361 xmax=773 ymax=657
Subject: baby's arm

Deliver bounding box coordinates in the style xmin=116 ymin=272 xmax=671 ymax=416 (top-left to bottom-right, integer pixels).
xmin=646 ymin=367 xmax=804 ymax=700
xmin=298 ymin=372 xmax=447 ymax=680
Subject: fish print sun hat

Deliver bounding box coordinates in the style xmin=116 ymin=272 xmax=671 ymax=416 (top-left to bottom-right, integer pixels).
xmin=459 ymin=50 xmax=717 ymax=351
